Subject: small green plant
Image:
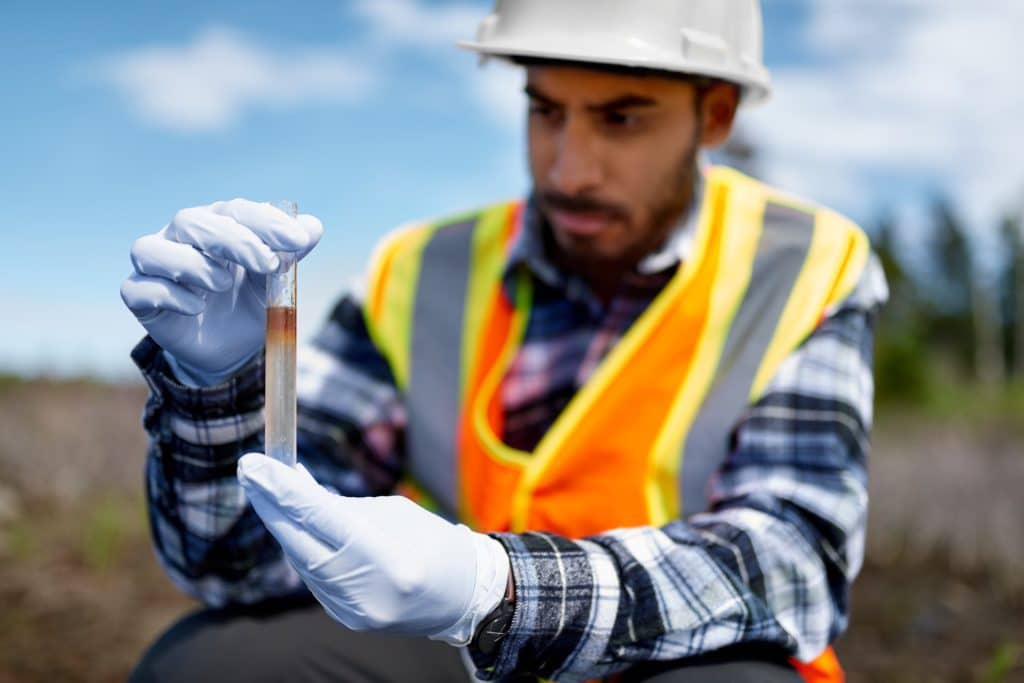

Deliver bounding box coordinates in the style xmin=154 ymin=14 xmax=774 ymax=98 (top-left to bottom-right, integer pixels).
xmin=81 ymin=498 xmax=133 ymax=572
xmin=0 ymin=373 xmax=26 ymax=396
xmin=4 ymin=520 xmax=37 ymax=561
xmin=980 ymin=641 xmax=1022 ymax=683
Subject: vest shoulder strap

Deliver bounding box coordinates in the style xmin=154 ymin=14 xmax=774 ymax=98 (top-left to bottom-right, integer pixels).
xmin=362 ymin=201 xmax=517 ymax=390
xmin=714 ymin=168 xmax=871 ymax=399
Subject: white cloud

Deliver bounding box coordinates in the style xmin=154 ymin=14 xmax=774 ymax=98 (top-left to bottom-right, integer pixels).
xmin=350 ymin=0 xmax=525 ymax=131
xmin=92 ymin=26 xmax=373 ymax=132
xmin=351 ymin=0 xmax=482 ymax=48
xmin=462 ymin=59 xmax=526 ymax=130
xmin=746 ymin=0 xmax=1024 ymax=232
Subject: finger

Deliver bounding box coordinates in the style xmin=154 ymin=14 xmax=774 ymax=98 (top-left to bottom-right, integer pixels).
xmin=210 ymin=199 xmax=311 ymax=253
xmin=237 ymin=453 xmax=356 ymax=548
xmin=168 ymin=206 xmax=280 ymax=274
xmin=295 ymin=214 xmax=324 ymax=260
xmin=243 ymin=485 xmax=336 ymax=570
xmin=131 ymin=233 xmax=235 ymax=293
xmin=237 ymin=452 xmax=320 ymax=494
xmin=121 ymin=272 xmax=205 ymax=318
xmin=305 ymin=579 xmax=375 ymax=632
xmin=294 ymin=462 xmax=316 ymax=482
xmin=305 ymin=581 xmax=360 ymax=628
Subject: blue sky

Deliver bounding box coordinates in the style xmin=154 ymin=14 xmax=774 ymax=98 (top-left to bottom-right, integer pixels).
xmin=2 ymin=0 xmax=1021 ymax=378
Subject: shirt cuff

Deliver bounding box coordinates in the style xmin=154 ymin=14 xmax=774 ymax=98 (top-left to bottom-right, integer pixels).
xmin=468 ymin=532 xmax=622 ymax=682
xmin=131 ymin=335 xmax=265 ymax=419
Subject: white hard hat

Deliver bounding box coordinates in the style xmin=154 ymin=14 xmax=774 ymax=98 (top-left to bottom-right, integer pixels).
xmin=458 ymin=0 xmax=771 ymax=106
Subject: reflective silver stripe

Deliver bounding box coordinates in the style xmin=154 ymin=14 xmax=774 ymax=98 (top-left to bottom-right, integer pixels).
xmin=680 ymin=202 xmax=817 ymax=517
xmin=405 ymin=217 xmax=477 ymax=519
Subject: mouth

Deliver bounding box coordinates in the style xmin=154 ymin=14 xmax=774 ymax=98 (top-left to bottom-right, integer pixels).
xmin=547 ymin=208 xmax=616 ymax=238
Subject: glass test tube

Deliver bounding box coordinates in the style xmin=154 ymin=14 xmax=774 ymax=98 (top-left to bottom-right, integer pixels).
xmin=265 ymin=200 xmax=298 ymax=467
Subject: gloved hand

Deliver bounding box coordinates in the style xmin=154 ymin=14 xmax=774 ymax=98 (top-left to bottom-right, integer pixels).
xmin=120 ymin=199 xmax=323 ymax=385
xmin=236 ymin=453 xmax=511 ymax=646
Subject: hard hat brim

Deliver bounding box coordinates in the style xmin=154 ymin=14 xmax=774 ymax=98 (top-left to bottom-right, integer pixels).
xmin=457 ymin=40 xmax=772 ymax=106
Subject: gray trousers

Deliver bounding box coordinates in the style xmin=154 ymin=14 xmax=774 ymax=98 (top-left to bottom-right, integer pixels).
xmin=131 ymin=594 xmax=802 ymax=683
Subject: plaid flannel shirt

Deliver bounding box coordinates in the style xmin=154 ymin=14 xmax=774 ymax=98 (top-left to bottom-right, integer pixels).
xmin=132 ymin=194 xmax=887 ymax=682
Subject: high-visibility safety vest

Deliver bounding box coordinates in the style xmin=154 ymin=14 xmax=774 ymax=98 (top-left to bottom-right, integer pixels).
xmin=363 ymin=166 xmax=867 ymax=683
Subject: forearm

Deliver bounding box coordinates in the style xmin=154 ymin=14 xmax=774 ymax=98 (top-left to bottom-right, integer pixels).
xmin=136 ymin=337 xmax=302 ymax=604
xmin=135 ymin=294 xmax=406 ymax=604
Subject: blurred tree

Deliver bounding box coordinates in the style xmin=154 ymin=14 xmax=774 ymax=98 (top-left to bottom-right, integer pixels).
xmin=924 ymin=197 xmax=1002 ymax=383
xmin=874 ymin=213 xmax=914 ymax=317
xmin=972 ymin=278 xmax=1003 ymax=386
xmin=997 ymin=214 xmax=1023 ymax=378
xmin=928 ymin=198 xmax=972 ymax=314
xmin=920 ymin=198 xmax=972 ymax=374
xmin=872 ymin=213 xmax=932 ymax=403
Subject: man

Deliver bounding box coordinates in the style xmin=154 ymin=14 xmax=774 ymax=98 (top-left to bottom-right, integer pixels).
xmin=121 ymin=1 xmax=886 ymax=681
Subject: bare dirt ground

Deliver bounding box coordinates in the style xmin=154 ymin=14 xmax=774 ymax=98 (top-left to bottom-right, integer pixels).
xmin=0 ymin=380 xmax=1021 ymax=682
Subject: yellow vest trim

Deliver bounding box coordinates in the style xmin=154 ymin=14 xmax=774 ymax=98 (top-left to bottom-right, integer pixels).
xmin=644 ymin=169 xmax=767 ymax=525
xmin=461 ymin=202 xmax=521 ymax=403
xmin=364 ymin=221 xmax=437 ymax=390
xmin=469 ymin=271 xmax=534 ymax=469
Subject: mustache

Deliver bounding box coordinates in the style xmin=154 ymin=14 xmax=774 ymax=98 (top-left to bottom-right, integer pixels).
xmin=538 ymin=191 xmax=629 ymax=222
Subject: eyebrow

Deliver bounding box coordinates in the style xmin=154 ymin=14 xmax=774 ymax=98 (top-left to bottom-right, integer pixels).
xmin=524 ymin=85 xmax=659 ymax=111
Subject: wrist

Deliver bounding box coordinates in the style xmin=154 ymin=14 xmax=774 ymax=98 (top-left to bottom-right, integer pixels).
xmin=166 ymin=348 xmax=262 ymax=387
xmin=469 ymin=561 xmax=516 ymax=662
xmin=430 ymin=530 xmax=510 ymax=646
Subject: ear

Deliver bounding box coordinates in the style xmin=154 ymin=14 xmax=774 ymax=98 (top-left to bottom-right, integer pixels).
xmin=698 ymin=82 xmax=740 ymax=148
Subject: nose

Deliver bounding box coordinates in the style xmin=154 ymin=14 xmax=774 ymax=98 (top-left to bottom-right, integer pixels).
xmin=548 ymin=116 xmax=603 ymax=196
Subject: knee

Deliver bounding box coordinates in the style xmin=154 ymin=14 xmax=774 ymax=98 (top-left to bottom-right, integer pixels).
xmin=130 ymin=608 xmax=231 ymax=683
xmin=129 ymin=597 xmax=311 ymax=683
xmin=621 ymin=644 xmax=804 ymax=683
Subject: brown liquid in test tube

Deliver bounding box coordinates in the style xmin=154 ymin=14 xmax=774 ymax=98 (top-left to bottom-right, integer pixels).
xmin=266 ymin=307 xmax=297 ymax=346
xmin=265 ymin=306 xmax=297 ymax=465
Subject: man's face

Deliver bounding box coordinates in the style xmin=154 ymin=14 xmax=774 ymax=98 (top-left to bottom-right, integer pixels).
xmin=526 ymin=65 xmax=722 ymax=272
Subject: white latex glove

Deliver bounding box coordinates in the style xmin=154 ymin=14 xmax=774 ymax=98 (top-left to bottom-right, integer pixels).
xmin=120 ymin=199 xmax=323 ymax=385
xmin=236 ymin=453 xmax=511 ymax=646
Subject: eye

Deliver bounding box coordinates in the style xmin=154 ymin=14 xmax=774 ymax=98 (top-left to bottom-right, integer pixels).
xmin=603 ymin=110 xmax=638 ymax=130
xmin=528 ymin=103 xmax=562 ymax=125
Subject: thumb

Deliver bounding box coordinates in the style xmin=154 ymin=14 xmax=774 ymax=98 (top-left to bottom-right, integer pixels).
xmin=295 ymin=214 xmax=324 ymax=261
xmin=237 ymin=453 xmax=357 ymax=549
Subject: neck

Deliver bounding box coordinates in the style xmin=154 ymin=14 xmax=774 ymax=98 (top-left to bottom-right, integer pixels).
xmin=566 ymin=256 xmax=630 ymax=305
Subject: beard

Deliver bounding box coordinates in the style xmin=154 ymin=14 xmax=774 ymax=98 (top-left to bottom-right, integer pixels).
xmin=537 ymin=129 xmax=703 ymax=275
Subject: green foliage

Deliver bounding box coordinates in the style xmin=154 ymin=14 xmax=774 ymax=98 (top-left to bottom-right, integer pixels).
xmin=870 ymin=200 xmax=1024 ymax=405
xmin=874 ymin=333 xmax=932 ymax=404
xmin=4 ymin=520 xmax=37 ymax=561
xmin=0 ymin=373 xmax=27 ymax=396
xmin=80 ymin=497 xmax=141 ymax=572
xmin=928 ymin=198 xmax=974 ymax=316
xmin=873 ymin=214 xmax=936 ymax=404
xmin=998 ymin=216 xmax=1023 ymax=374
xmin=980 ymin=641 xmax=1022 ymax=683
